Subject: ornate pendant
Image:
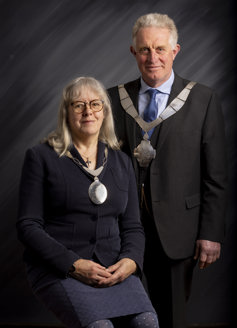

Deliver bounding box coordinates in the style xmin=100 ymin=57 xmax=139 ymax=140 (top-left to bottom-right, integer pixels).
xmin=88 ymin=178 xmax=107 ymax=204
xmin=134 ymin=139 xmax=156 ymax=167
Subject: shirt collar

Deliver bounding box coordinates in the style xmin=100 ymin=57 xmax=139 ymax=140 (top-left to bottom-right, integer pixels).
xmin=139 ymin=70 xmax=174 ymax=95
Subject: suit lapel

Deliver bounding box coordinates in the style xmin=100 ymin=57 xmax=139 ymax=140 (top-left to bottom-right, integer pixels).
xmin=123 ymin=79 xmax=141 ymax=169
xmin=152 ymin=74 xmax=188 ymax=159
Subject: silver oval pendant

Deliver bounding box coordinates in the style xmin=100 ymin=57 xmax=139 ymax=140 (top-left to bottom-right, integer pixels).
xmin=88 ymin=179 xmax=107 ymax=205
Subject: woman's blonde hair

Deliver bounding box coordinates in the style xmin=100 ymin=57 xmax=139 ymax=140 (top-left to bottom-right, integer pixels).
xmin=46 ymin=77 xmax=120 ymax=156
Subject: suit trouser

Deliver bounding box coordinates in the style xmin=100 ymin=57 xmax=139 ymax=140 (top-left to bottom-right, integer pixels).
xmin=142 ymin=211 xmax=196 ymax=328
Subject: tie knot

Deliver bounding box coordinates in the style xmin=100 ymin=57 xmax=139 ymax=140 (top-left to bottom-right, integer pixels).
xmin=147 ymin=88 xmax=158 ymax=99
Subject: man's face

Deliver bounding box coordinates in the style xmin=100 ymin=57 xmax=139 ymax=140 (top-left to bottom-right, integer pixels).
xmin=131 ymin=26 xmax=180 ymax=88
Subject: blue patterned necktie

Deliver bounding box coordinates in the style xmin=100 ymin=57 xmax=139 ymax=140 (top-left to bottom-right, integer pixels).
xmin=143 ymin=88 xmax=158 ymax=138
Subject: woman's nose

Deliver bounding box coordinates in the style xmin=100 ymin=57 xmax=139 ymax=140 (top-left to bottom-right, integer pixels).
xmin=82 ymin=104 xmax=93 ymax=115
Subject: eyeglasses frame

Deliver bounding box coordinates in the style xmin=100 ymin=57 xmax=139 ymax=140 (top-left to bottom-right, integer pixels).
xmin=70 ymin=99 xmax=104 ymax=114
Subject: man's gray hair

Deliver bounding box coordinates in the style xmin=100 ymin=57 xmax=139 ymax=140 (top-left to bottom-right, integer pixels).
xmin=132 ymin=13 xmax=178 ymax=49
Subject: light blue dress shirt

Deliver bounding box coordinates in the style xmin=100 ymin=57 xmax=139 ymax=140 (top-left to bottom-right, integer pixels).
xmin=138 ymin=70 xmax=174 ymax=118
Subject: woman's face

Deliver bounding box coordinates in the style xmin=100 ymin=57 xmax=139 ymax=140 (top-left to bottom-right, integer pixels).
xmin=67 ymin=87 xmax=105 ymax=141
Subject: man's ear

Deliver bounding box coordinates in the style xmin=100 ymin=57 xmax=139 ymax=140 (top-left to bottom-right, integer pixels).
xmin=173 ymin=44 xmax=181 ymax=60
xmin=130 ymin=46 xmax=136 ymax=56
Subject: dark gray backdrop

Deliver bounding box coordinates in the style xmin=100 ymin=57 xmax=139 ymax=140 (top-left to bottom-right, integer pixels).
xmin=0 ymin=0 xmax=236 ymax=326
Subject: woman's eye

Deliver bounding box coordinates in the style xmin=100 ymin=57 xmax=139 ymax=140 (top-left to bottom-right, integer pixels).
xmin=75 ymin=103 xmax=84 ymax=108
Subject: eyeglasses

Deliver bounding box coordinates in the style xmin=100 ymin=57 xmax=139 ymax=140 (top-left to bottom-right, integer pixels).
xmin=70 ymin=99 xmax=104 ymax=114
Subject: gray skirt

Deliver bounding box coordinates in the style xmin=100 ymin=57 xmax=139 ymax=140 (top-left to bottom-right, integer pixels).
xmin=36 ymin=274 xmax=155 ymax=327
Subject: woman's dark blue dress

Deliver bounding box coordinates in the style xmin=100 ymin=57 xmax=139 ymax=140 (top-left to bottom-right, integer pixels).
xmin=17 ymin=142 xmax=155 ymax=327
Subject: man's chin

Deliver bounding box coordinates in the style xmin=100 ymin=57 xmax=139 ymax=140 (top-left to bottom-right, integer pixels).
xmin=144 ymin=74 xmax=165 ymax=87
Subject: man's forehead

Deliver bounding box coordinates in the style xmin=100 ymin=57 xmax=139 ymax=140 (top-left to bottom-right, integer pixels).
xmin=136 ymin=27 xmax=171 ymax=46
xmin=137 ymin=26 xmax=170 ymax=35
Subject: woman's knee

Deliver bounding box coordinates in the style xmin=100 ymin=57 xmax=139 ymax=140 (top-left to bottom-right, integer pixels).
xmin=86 ymin=319 xmax=114 ymax=328
xmin=129 ymin=311 xmax=159 ymax=328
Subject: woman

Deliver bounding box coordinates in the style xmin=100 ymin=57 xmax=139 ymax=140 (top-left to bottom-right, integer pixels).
xmin=17 ymin=77 xmax=159 ymax=328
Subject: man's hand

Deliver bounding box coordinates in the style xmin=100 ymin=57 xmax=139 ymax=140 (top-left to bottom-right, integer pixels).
xmin=194 ymin=240 xmax=221 ymax=269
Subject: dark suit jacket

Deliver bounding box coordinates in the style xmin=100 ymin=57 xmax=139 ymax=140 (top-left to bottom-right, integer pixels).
xmin=17 ymin=142 xmax=144 ymax=291
xmin=108 ymin=74 xmax=228 ymax=260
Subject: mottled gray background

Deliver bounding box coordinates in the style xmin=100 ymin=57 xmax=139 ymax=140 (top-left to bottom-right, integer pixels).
xmin=0 ymin=0 xmax=236 ymax=326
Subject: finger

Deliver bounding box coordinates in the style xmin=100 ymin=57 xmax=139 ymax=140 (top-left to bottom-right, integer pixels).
xmin=97 ymin=269 xmax=112 ymax=278
xmin=106 ymin=263 xmax=120 ymax=273
xmin=98 ymin=269 xmax=124 ymax=287
xmin=98 ymin=276 xmax=121 ymax=287
xmin=200 ymin=253 xmax=218 ymax=269
xmin=86 ymin=267 xmax=111 ymax=281
xmin=202 ymin=258 xmax=212 ymax=269
xmin=203 ymin=258 xmax=215 ymax=269
xmin=96 ymin=276 xmax=114 ymax=287
xmin=213 ymin=248 xmax=221 ymax=260
xmin=93 ymin=263 xmax=107 ymax=270
xmin=71 ymin=273 xmax=95 ymax=286
xmin=204 ymin=252 xmax=220 ymax=268
xmin=199 ymin=260 xmax=205 ymax=269
xmin=89 ymin=263 xmax=108 ymax=274
xmin=198 ymin=251 xmax=207 ymax=269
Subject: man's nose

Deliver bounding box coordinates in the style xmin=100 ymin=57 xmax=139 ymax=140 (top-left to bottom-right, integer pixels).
xmin=147 ymin=49 xmax=159 ymax=61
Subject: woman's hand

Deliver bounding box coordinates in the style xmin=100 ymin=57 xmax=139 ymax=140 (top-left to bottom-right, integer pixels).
xmin=70 ymin=259 xmax=112 ymax=286
xmin=97 ymin=258 xmax=137 ymax=287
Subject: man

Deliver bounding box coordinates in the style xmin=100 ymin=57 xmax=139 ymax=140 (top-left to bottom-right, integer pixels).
xmin=108 ymin=13 xmax=228 ymax=328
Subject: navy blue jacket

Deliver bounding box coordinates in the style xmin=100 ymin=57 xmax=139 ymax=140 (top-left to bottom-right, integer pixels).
xmin=17 ymin=142 xmax=144 ymax=291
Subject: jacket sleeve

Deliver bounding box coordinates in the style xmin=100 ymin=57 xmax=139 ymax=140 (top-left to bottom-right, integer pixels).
xmin=16 ymin=147 xmax=79 ymax=277
xmin=118 ymin=158 xmax=145 ymax=272
xmin=199 ymin=91 xmax=228 ymax=242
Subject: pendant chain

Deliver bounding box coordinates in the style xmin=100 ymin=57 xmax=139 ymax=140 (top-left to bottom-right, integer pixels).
xmin=69 ymin=148 xmax=108 ymax=179
xmin=67 ymin=148 xmax=108 ymax=205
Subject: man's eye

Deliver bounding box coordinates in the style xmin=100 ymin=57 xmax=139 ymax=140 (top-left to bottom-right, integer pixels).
xmin=156 ymin=47 xmax=164 ymax=53
xmin=139 ymin=47 xmax=150 ymax=54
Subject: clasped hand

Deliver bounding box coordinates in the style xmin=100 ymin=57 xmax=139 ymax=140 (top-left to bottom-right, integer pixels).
xmin=70 ymin=258 xmax=137 ymax=287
